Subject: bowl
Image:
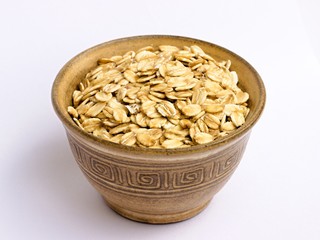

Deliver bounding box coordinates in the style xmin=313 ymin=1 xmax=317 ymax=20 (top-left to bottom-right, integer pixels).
xmin=52 ymin=35 xmax=266 ymax=224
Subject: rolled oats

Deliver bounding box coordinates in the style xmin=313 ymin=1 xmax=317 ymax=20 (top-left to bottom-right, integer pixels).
xmin=93 ymin=127 xmax=112 ymax=140
xmin=67 ymin=106 xmax=78 ymax=118
xmin=68 ymin=44 xmax=250 ymax=148
xmin=120 ymin=132 xmax=137 ymax=146
xmin=148 ymin=117 xmax=167 ymax=129
xmin=161 ymin=139 xmax=184 ymax=149
xmin=181 ymin=104 xmax=202 ymax=117
xmin=86 ymin=102 xmax=106 ymax=117
xmin=95 ymin=91 xmax=112 ymax=102
xmin=136 ymin=132 xmax=156 ymax=147
xmin=193 ymin=132 xmax=214 ymax=144
xmin=112 ymin=108 xmax=130 ymax=123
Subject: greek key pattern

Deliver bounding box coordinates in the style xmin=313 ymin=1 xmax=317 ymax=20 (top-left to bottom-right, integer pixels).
xmin=68 ymin=136 xmax=246 ymax=194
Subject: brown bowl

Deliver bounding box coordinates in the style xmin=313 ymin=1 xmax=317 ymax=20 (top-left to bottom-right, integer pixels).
xmin=52 ymin=35 xmax=266 ymax=224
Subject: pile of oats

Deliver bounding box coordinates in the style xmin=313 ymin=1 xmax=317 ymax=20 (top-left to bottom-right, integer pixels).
xmin=68 ymin=45 xmax=250 ymax=148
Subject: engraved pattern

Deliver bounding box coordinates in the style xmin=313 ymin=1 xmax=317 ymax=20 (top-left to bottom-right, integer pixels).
xmin=68 ymin=139 xmax=84 ymax=165
xmin=173 ymin=168 xmax=204 ymax=188
xmin=91 ymin=159 xmax=115 ymax=182
xmin=127 ymin=171 xmax=161 ymax=189
xmin=209 ymin=154 xmax=238 ymax=180
xmin=115 ymin=167 xmax=123 ymax=184
xmin=67 ymin=133 xmax=247 ymax=196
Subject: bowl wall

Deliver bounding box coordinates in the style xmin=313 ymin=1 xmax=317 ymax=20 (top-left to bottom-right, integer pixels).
xmin=66 ymin=129 xmax=250 ymax=223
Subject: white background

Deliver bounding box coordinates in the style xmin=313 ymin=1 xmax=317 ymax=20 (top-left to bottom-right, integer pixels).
xmin=1 ymin=0 xmax=320 ymax=239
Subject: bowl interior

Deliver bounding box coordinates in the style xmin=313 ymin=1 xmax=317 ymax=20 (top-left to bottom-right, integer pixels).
xmin=52 ymin=35 xmax=266 ymax=154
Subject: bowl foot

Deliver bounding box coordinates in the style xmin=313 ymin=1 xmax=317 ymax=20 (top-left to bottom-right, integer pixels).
xmin=103 ymin=198 xmax=211 ymax=224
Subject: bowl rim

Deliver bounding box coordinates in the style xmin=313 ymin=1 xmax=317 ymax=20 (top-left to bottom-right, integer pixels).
xmin=52 ymin=34 xmax=266 ymax=156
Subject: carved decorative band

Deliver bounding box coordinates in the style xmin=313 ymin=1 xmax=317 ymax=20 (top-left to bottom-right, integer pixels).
xmin=67 ymin=134 xmax=246 ymax=195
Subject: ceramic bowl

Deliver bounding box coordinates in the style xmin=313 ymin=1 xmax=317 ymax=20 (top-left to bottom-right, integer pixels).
xmin=52 ymin=35 xmax=266 ymax=224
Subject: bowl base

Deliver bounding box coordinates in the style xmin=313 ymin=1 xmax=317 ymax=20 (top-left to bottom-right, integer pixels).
xmin=104 ymin=198 xmax=211 ymax=224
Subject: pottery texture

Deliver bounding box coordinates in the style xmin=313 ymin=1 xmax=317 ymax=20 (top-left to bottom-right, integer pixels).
xmin=67 ymin=131 xmax=249 ymax=223
xmin=52 ymin=35 xmax=266 ymax=224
